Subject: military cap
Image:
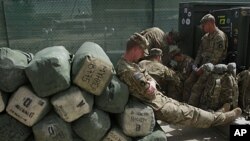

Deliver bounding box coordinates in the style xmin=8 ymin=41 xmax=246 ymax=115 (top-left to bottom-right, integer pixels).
xmin=149 ymin=48 xmax=162 ymax=56
xmin=169 ymin=45 xmax=181 ymax=53
xmin=128 ymin=32 xmax=149 ymax=55
xmin=200 ymin=14 xmax=215 ymax=24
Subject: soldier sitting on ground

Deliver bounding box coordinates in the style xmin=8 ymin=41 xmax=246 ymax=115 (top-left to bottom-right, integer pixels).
xmin=116 ymin=32 xmax=242 ymax=128
xmin=139 ymin=48 xmax=183 ymax=101
xmin=168 ymin=45 xmax=194 ymax=83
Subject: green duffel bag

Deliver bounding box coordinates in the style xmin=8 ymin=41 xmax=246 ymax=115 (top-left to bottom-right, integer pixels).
xmin=72 ymin=42 xmax=115 ymax=96
xmin=25 ymin=46 xmax=72 ymax=97
xmin=0 ymin=91 xmax=8 ymax=112
xmin=72 ymin=108 xmax=111 ymax=141
xmin=117 ymin=97 xmax=155 ymax=137
xmin=102 ymin=126 xmax=132 ymax=141
xmin=0 ymin=47 xmax=30 ymax=92
xmin=32 ymin=112 xmax=73 ymax=141
xmin=0 ymin=113 xmax=32 ymax=141
xmin=95 ymin=75 xmax=129 ymax=113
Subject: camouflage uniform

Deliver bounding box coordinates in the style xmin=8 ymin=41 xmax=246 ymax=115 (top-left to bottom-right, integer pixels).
xmin=184 ymin=14 xmax=228 ymax=102
xmin=139 ymin=59 xmax=182 ymax=101
xmin=168 ymin=46 xmax=194 ymax=82
xmin=140 ymin=27 xmax=170 ymax=65
xmin=194 ymin=27 xmax=228 ymax=66
xmin=140 ymin=27 xmax=166 ymax=50
xmin=116 ymin=58 xmax=237 ymax=128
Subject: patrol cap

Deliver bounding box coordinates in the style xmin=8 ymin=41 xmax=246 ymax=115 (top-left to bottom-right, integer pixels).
xmin=149 ymin=48 xmax=162 ymax=56
xmin=169 ymin=45 xmax=181 ymax=55
xmin=128 ymin=32 xmax=149 ymax=55
xmin=200 ymin=14 xmax=215 ymax=24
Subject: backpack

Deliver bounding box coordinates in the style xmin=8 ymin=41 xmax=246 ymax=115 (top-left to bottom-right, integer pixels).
xmin=237 ymin=69 xmax=250 ymax=113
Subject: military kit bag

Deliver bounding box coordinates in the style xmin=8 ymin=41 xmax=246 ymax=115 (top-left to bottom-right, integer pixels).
xmin=0 ymin=113 xmax=32 ymax=141
xmin=32 ymin=112 xmax=73 ymax=141
xmin=237 ymin=69 xmax=250 ymax=112
xmin=6 ymin=85 xmax=51 ymax=127
xmin=0 ymin=91 xmax=8 ymax=112
xmin=72 ymin=108 xmax=111 ymax=141
xmin=95 ymin=75 xmax=129 ymax=113
xmin=102 ymin=126 xmax=132 ymax=141
xmin=0 ymin=47 xmax=30 ymax=92
xmin=117 ymin=98 xmax=155 ymax=137
xmin=72 ymin=42 xmax=115 ymax=96
xmin=51 ymin=85 xmax=94 ymax=122
xmin=25 ymin=46 xmax=72 ymax=97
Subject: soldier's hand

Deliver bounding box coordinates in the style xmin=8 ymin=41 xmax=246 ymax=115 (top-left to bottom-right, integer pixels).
xmin=146 ymin=80 xmax=157 ymax=99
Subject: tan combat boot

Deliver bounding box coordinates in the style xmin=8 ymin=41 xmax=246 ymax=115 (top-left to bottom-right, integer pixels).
xmin=213 ymin=107 xmax=242 ymax=126
xmin=216 ymin=103 xmax=231 ymax=113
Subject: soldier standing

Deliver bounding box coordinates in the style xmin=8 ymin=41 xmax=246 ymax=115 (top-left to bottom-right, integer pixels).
xmin=183 ymin=13 xmax=228 ymax=102
xmin=116 ymin=32 xmax=241 ymax=128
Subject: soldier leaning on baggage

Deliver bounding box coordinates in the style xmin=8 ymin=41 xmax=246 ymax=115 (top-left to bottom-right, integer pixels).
xmin=183 ymin=13 xmax=228 ymax=102
xmin=116 ymin=32 xmax=241 ymax=128
xmin=139 ymin=48 xmax=183 ymax=101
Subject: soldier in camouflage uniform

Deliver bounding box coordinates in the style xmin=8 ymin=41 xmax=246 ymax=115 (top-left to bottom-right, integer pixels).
xmin=116 ymin=32 xmax=241 ymax=128
xmin=139 ymin=48 xmax=182 ymax=101
xmin=183 ymin=14 xmax=228 ymax=102
xmin=168 ymin=46 xmax=194 ymax=82
xmin=140 ymin=27 xmax=180 ymax=66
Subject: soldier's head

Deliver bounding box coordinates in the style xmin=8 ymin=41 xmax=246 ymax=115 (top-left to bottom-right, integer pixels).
xmin=126 ymin=32 xmax=149 ymax=62
xmin=165 ymin=30 xmax=181 ymax=46
xmin=200 ymin=14 xmax=216 ymax=33
xmin=148 ymin=48 xmax=163 ymax=62
xmin=169 ymin=45 xmax=181 ymax=58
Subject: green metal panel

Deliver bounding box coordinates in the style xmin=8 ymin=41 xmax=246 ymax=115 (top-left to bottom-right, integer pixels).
xmin=212 ymin=7 xmax=250 ymax=69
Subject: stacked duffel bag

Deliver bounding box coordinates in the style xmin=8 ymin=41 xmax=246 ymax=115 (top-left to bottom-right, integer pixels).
xmin=0 ymin=42 xmax=167 ymax=141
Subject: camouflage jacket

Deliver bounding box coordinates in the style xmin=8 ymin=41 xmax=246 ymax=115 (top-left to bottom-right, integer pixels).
xmin=140 ymin=27 xmax=166 ymax=50
xmin=170 ymin=54 xmax=194 ymax=82
xmin=194 ymin=27 xmax=228 ymax=66
xmin=138 ymin=59 xmax=182 ymax=100
xmin=116 ymin=57 xmax=169 ymax=110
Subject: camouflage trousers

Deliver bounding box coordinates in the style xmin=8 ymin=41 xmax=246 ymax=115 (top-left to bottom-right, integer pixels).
xmin=154 ymin=98 xmax=226 ymax=128
xmin=182 ymin=71 xmax=199 ymax=102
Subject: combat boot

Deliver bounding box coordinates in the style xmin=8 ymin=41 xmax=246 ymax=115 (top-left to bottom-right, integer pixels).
xmin=212 ymin=107 xmax=242 ymax=126
xmin=216 ymin=103 xmax=231 ymax=113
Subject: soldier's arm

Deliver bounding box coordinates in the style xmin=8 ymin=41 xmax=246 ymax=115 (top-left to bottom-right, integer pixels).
xmin=164 ymin=66 xmax=181 ymax=83
xmin=120 ymin=70 xmax=156 ymax=100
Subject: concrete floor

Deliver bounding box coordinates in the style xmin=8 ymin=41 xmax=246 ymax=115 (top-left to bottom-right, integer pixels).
xmin=159 ymin=116 xmax=250 ymax=141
